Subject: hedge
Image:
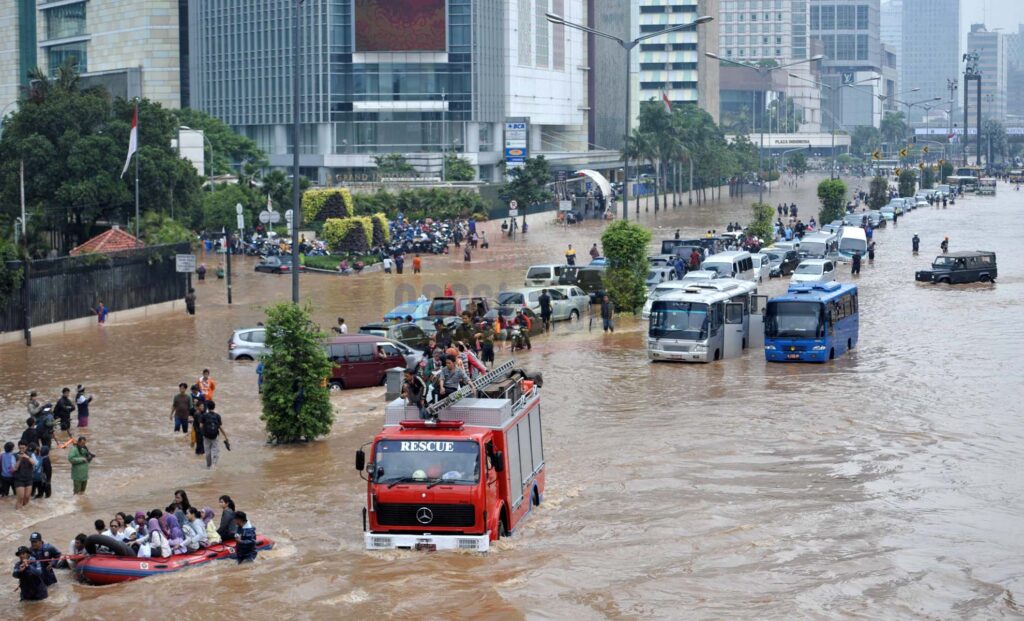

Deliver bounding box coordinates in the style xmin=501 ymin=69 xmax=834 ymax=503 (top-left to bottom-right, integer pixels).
xmin=322 ymin=217 xmax=373 ymax=253
xmin=352 ymin=188 xmax=489 ymax=221
xmin=303 ymin=188 xmax=354 ymax=221
xmin=371 ymin=213 xmax=390 ymax=246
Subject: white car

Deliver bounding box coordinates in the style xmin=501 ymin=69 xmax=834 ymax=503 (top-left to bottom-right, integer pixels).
xmin=751 ymin=253 xmax=770 ymax=283
xmin=646 ymin=266 xmax=677 ymax=287
xmin=681 ymin=269 xmax=720 ymax=282
xmin=915 ymin=198 xmax=928 ymax=209
xmin=496 ymin=287 xmax=582 ymax=322
xmin=790 ymin=259 xmax=837 ymax=284
xmin=547 ymin=285 xmax=591 ymax=321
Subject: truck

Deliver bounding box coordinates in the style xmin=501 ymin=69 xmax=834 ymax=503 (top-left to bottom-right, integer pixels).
xmin=355 ymin=360 xmax=545 ymax=552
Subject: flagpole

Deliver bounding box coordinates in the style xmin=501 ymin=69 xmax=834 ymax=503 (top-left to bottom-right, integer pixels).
xmin=134 ymin=99 xmax=140 ymax=245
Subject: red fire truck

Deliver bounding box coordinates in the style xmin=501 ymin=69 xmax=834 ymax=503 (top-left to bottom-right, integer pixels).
xmin=355 ymin=361 xmax=545 ymax=551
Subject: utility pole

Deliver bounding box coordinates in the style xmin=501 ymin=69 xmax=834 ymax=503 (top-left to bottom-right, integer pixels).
xmin=290 ymin=0 xmax=303 ymax=304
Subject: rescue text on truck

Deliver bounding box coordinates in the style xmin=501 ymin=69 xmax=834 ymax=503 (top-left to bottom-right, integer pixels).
xmin=356 ymin=360 xmax=545 ymax=552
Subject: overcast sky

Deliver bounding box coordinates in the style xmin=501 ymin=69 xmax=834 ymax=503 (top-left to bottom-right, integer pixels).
xmin=961 ymin=0 xmax=1024 ymax=52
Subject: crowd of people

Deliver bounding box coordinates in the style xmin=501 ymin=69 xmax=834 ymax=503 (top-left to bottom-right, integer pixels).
xmin=12 ymin=492 xmax=258 ymax=601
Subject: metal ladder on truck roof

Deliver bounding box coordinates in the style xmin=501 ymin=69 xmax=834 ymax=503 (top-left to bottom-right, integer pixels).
xmin=426 ymin=359 xmax=516 ymax=418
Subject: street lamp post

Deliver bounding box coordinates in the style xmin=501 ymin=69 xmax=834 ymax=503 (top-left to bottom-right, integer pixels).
xmin=789 ymin=74 xmax=878 ymax=179
xmin=547 ymin=12 xmax=713 ymax=222
xmin=291 ymin=0 xmax=303 ymax=304
xmin=706 ymin=53 xmax=824 ymax=202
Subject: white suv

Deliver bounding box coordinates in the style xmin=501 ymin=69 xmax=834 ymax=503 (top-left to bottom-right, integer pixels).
xmin=790 ymin=259 xmax=837 ymax=284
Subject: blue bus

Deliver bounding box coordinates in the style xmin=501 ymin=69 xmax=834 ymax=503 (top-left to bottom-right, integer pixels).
xmin=764 ymin=281 xmax=859 ymax=362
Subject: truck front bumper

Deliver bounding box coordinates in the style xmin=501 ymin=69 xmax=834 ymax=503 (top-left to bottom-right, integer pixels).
xmin=364 ymin=532 xmax=490 ymax=552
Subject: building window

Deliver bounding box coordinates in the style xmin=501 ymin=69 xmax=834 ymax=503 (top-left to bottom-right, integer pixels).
xmin=820 ymin=34 xmax=835 ymax=59
xmin=856 ymin=5 xmax=869 ymax=29
xmin=857 ymin=34 xmax=869 ymax=60
xmin=45 ymin=2 xmax=87 ymax=40
xmin=775 ymin=48 xmax=782 ymax=56
xmin=551 ymin=0 xmax=564 ymax=70
xmin=517 ymin=0 xmax=531 ymax=66
xmin=820 ymin=6 xmax=835 ymax=30
xmin=775 ymin=36 xmax=782 ymax=45
xmin=809 ymin=5 xmax=819 ymax=29
xmin=837 ymin=5 xmax=855 ymax=30
xmin=535 ymin=0 xmax=548 ymax=67
xmin=726 ymin=49 xmax=733 ymax=57
xmin=751 ymin=12 xmax=757 ymax=21
xmin=837 ymin=34 xmax=855 ymax=60
xmin=47 ymin=42 xmax=87 ymax=74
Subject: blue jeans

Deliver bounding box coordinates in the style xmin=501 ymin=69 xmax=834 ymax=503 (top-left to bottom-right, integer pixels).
xmin=602 ymin=318 xmax=614 ymax=332
xmin=174 ymin=418 xmax=189 ymax=433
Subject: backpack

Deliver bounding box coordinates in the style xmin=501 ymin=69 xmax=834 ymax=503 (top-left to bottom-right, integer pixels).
xmin=202 ymin=413 xmax=221 ymax=440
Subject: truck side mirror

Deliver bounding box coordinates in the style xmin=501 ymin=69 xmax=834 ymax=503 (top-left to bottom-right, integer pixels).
xmin=355 ymin=449 xmax=365 ymax=471
xmin=493 ymin=451 xmax=504 ymax=472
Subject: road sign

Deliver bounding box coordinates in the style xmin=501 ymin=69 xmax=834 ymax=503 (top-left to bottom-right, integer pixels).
xmin=236 ymin=214 xmax=245 ymax=230
xmin=508 ymin=208 xmax=519 ymax=217
xmin=895 ymin=168 xmax=903 ymax=176
xmin=285 ymin=209 xmax=293 ymax=221
xmin=872 ymin=150 xmax=881 ymax=160
xmin=175 ymin=254 xmax=196 ymax=273
xmin=899 ymin=148 xmax=908 ymax=157
xmin=235 ymin=203 xmax=244 ymax=215
xmin=923 ymin=146 xmax=929 ymax=154
xmin=259 ymin=210 xmax=281 ymax=224
xmin=259 ymin=211 xmax=270 ymax=224
xmin=509 ymin=200 xmax=518 ymax=209
xmin=918 ymin=162 xmax=925 ymax=170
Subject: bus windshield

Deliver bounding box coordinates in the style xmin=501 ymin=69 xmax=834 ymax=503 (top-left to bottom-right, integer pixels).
xmin=373 ymin=440 xmax=480 ymax=485
xmin=838 ymin=237 xmax=866 ymax=253
xmin=650 ymin=301 xmax=709 ymax=340
xmin=766 ymin=301 xmax=824 ymax=338
xmin=801 ymin=241 xmax=827 ymax=256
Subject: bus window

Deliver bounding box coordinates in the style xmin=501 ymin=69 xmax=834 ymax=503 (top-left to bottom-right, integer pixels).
xmin=725 ymin=303 xmax=744 ymax=324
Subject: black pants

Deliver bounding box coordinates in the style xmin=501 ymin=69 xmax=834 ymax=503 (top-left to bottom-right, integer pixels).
xmin=0 ymin=476 xmax=12 ymax=496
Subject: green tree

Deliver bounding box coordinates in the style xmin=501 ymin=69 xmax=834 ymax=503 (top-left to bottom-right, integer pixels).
xmin=982 ymin=119 xmax=1007 ymax=163
xmin=868 ymin=176 xmax=889 ymax=209
xmin=898 ymin=169 xmax=917 ymax=197
xmin=499 ymin=156 xmax=553 ymax=211
xmin=600 ymin=220 xmax=651 ymax=314
xmin=921 ymin=166 xmax=936 ymax=189
xmin=200 ymin=184 xmax=262 ymax=232
xmin=0 ymin=238 xmax=24 ymax=305
xmin=746 ymin=202 xmax=776 ymax=244
xmin=373 ymin=153 xmax=416 ymax=178
xmin=786 ymin=152 xmax=809 ymax=175
xmin=260 ymin=302 xmax=334 ymax=443
xmin=940 ymin=161 xmax=953 ymax=182
xmin=817 ymin=178 xmax=848 ymax=224
xmin=174 ymin=108 xmax=266 ymax=175
xmin=136 ymin=211 xmax=195 ymax=246
xmin=443 ymin=154 xmax=475 ymax=181
xmin=880 ymin=111 xmax=908 ymax=147
xmin=851 ymin=125 xmax=882 ymax=158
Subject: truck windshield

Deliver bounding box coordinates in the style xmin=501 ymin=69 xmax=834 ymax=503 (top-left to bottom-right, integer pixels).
xmin=373 ymin=440 xmax=480 ymax=485
xmin=765 ymin=301 xmax=824 ymax=338
xmin=649 ymin=302 xmax=709 ymax=340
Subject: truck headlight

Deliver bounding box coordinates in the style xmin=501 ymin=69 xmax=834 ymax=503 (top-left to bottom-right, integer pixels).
xmin=812 ymin=345 xmax=827 ymax=351
xmin=764 ymin=344 xmax=776 ymax=351
xmin=693 ymin=345 xmax=707 ymax=353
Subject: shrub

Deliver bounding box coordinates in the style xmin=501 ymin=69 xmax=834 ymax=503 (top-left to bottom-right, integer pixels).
xmin=600 ymin=220 xmax=651 ymax=314
xmin=303 ymin=188 xmax=354 ymax=221
xmin=817 ymin=178 xmax=848 ymax=225
xmin=898 ymin=169 xmax=917 ymax=197
xmin=371 ymin=213 xmax=390 ymax=246
xmin=260 ymin=302 xmax=334 ymax=443
xmin=322 ymin=217 xmax=371 ymax=253
xmin=746 ymin=202 xmax=775 ymax=244
xmin=351 ymin=188 xmax=489 ymax=221
xmin=868 ymin=176 xmax=889 ymax=209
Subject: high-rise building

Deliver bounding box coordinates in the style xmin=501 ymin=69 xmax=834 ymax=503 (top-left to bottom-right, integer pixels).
xmin=966 ymin=24 xmax=1007 ymax=123
xmin=900 ymin=0 xmax=959 ymax=122
xmin=717 ymin=0 xmax=822 ymax=133
xmin=879 ymin=0 xmax=900 ymax=91
xmin=0 ymin=0 xmax=187 ymax=110
xmin=1006 ymin=25 xmax=1024 ymax=120
xmin=810 ymin=0 xmax=885 ymax=128
xmin=589 ymin=0 xmax=720 ymax=153
xmin=190 ymin=0 xmax=596 ymax=183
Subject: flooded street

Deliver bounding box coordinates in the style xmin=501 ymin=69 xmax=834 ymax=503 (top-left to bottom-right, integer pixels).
xmin=2 ymin=176 xmax=1023 ymax=619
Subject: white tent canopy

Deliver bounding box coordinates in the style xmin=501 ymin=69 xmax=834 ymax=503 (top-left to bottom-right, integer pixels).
xmin=571 ymin=169 xmax=612 ymax=198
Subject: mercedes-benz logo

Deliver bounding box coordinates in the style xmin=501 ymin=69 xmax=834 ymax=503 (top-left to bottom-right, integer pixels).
xmin=416 ymin=507 xmax=434 ymax=524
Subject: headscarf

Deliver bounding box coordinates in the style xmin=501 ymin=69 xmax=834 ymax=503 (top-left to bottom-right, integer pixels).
xmin=202 ymin=507 xmax=215 ymax=525
xmin=159 ymin=514 xmax=172 ymax=536
xmin=165 ymin=514 xmax=185 ymax=540
xmin=147 ymin=518 xmax=162 ymax=539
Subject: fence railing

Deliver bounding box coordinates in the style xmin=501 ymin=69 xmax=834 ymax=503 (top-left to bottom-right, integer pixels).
xmin=0 ymin=243 xmax=190 ymax=335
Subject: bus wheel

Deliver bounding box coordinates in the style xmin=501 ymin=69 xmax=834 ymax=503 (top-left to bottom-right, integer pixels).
xmin=847 ymin=338 xmax=852 ymax=350
xmin=532 ymin=487 xmax=541 ymax=506
xmin=498 ymin=517 xmax=509 ymax=539
xmin=829 ymin=348 xmax=835 ymax=360
xmin=713 ymin=350 xmax=721 ymax=361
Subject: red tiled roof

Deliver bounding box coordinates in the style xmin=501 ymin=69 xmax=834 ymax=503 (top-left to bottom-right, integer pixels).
xmin=69 ymin=227 xmax=143 ymax=256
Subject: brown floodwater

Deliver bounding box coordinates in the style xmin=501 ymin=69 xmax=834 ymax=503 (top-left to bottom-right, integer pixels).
xmin=2 ymin=177 xmax=1023 ymax=620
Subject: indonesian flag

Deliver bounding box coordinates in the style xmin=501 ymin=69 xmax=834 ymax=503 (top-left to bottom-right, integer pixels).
xmin=121 ymin=104 xmax=138 ymax=178
xmin=662 ymin=90 xmax=672 ymax=113
xmin=948 ymin=132 xmax=958 ymax=144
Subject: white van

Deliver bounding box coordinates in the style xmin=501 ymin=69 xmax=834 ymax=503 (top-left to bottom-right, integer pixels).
xmin=837 ymin=226 xmax=868 ymax=261
xmin=799 ymin=231 xmax=838 ymax=259
xmin=701 ymin=251 xmax=755 ymax=282
xmin=524 ymin=264 xmax=570 ymax=287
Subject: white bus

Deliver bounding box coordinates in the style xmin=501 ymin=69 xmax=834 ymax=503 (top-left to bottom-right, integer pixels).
xmin=647 ymin=279 xmax=761 ymax=363
xmin=836 ymin=226 xmax=868 ymax=262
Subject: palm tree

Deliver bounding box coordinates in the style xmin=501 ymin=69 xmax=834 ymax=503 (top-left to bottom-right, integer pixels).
xmin=880 ymin=111 xmax=907 ymax=148
xmin=624 ymin=129 xmax=656 ymax=214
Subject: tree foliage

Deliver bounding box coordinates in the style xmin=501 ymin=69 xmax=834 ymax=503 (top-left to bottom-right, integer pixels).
xmin=747 ymin=202 xmax=776 ymax=244
xmin=868 ymin=176 xmax=889 ymax=209
xmin=851 ymin=125 xmax=882 ymax=158
xmin=261 ymin=302 xmax=334 ymax=443
xmin=443 ymin=154 xmax=475 ymax=181
xmin=921 ymin=166 xmax=936 ymax=189
xmin=352 ymin=188 xmax=489 ymax=221
xmin=898 ymin=169 xmax=917 ymax=197
xmin=880 ymin=111 xmax=908 ymax=147
xmin=0 ymin=66 xmax=204 ymax=250
xmin=370 ymin=213 xmax=390 ymax=245
xmin=0 ymin=238 xmax=24 ymax=304
xmin=600 ymin=220 xmax=651 ymax=314
xmin=137 ymin=211 xmax=194 ymax=247
xmin=982 ymin=119 xmax=1007 ymax=162
xmin=499 ymin=156 xmax=553 ymax=209
xmin=817 ymin=178 xmax=848 ymax=224
xmin=786 ymin=152 xmax=809 ymax=175
xmin=373 ymin=153 xmax=416 ymax=178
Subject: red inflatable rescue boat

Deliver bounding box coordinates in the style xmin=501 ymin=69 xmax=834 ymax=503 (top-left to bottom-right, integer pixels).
xmin=75 ymin=536 xmax=274 ymax=585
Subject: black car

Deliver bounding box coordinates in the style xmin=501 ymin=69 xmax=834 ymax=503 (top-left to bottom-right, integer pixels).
xmin=915 ymin=251 xmax=997 ymax=284
xmin=254 ymin=256 xmax=305 ymax=274
xmin=559 ymin=265 xmax=606 ymax=302
xmin=763 ymin=248 xmax=801 ymax=277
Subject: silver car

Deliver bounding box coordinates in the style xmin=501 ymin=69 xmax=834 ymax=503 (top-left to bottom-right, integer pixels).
xmin=548 ymin=285 xmax=591 ymax=321
xmin=228 ymin=327 xmax=266 ymax=360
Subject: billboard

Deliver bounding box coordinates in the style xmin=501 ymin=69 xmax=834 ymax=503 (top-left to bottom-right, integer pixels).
xmin=355 ymin=0 xmax=446 ymax=52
